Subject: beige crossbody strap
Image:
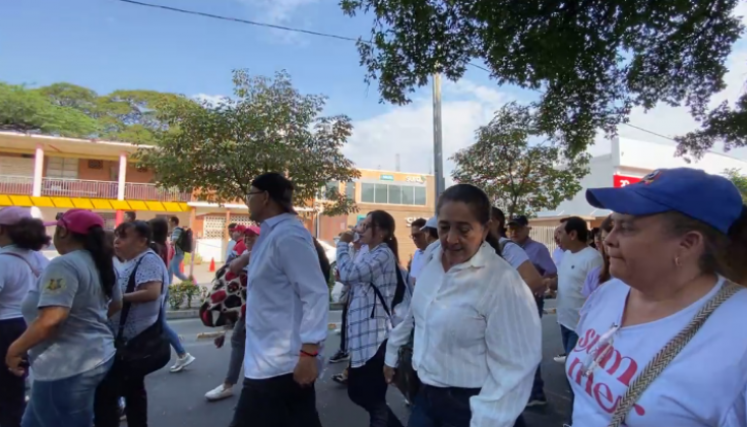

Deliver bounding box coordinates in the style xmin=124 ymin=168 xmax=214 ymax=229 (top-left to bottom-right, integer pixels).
xmin=608 ymin=281 xmax=742 ymax=427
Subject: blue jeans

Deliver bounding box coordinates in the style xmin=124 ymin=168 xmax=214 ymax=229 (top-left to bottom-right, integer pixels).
xmin=409 ymin=385 xmax=526 ymax=427
xmin=169 ymin=252 xmax=189 ymax=282
xmin=22 ymin=357 xmax=114 ymax=427
xmin=530 ymin=295 xmax=545 ymax=399
xmin=560 ymin=325 xmax=580 ymax=425
xmin=162 ymin=289 xmax=186 ymax=356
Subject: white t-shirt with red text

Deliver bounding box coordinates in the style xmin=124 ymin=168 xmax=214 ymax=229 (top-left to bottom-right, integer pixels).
xmin=567 ymin=277 xmax=747 ymax=427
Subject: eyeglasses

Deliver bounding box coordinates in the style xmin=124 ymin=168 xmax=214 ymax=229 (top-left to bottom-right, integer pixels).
xmin=581 ymin=322 xmax=620 ymax=377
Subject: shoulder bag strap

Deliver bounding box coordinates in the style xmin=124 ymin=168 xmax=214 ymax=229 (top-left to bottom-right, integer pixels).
xmin=1 ymin=252 xmax=42 ymax=277
xmin=116 ymin=254 xmax=150 ymax=342
xmin=369 ymin=260 xmax=405 ymax=319
xmin=608 ymin=281 xmax=742 ymax=427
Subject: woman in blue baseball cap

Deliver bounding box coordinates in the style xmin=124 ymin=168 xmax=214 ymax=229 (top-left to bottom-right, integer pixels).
xmin=567 ymin=167 xmax=747 ymax=427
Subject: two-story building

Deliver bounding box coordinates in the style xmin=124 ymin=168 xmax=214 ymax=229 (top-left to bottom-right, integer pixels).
xmin=0 ymin=132 xmax=435 ymax=263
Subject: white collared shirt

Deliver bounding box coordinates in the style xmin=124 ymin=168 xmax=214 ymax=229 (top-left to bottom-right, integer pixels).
xmin=386 ymin=243 xmax=542 ymax=427
xmin=243 ymin=213 xmax=329 ymax=379
xmin=410 ymin=248 xmax=425 ymax=279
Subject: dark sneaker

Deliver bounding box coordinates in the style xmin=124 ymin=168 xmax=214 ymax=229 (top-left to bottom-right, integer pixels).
xmin=329 ymin=350 xmax=349 ymax=364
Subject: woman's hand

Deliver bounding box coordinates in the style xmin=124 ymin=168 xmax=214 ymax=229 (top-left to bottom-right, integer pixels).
xmin=5 ymin=346 xmax=26 ymax=377
xmin=339 ymin=231 xmax=355 ymax=244
xmin=214 ymin=334 xmax=226 ymax=349
xmin=383 ymin=364 xmax=396 ymax=384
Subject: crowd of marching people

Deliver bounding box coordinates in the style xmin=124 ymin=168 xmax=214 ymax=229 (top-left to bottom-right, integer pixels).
xmin=1 ymin=167 xmax=747 ymax=427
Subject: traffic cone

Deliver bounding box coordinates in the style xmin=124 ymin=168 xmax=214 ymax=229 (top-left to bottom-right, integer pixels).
xmin=209 ymin=258 xmax=216 ymax=273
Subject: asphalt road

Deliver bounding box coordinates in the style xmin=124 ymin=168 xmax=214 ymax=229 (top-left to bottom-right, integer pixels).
xmin=145 ymin=305 xmax=570 ymax=426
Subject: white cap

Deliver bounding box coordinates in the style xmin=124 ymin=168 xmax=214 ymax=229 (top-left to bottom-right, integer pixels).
xmin=421 ymin=216 xmax=437 ymax=231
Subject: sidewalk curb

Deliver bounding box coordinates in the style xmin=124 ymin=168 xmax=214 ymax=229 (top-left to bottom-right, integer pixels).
xmin=166 ymin=309 xmax=199 ymax=320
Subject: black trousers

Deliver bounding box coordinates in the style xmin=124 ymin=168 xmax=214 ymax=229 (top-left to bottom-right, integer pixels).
xmin=339 ymin=301 xmax=349 ymax=352
xmin=0 ymin=318 xmax=26 ymax=427
xmin=93 ymin=361 xmax=148 ymax=427
xmin=230 ymin=373 xmax=322 ymax=427
xmin=347 ymin=342 xmax=404 ymax=427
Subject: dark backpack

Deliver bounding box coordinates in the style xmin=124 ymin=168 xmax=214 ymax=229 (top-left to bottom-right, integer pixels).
xmin=176 ymin=228 xmax=193 ymax=253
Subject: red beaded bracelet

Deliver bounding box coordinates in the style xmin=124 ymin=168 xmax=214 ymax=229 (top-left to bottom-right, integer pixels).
xmin=300 ymin=350 xmax=319 ymax=357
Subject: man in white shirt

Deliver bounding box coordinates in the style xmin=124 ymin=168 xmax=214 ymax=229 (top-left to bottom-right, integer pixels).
xmin=225 ymin=223 xmax=238 ymax=262
xmin=552 ymin=224 xmax=565 ymax=267
xmin=230 ymin=173 xmax=329 ymax=427
xmin=408 ymin=218 xmax=428 ymax=281
xmin=547 ymin=216 xmax=603 ymax=426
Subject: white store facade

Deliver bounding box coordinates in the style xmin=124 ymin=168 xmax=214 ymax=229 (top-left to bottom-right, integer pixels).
xmin=534 ymin=136 xmax=747 ymax=226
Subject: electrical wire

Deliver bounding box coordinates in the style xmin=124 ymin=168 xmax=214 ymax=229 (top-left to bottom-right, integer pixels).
xmin=114 ymin=0 xmax=676 ymax=142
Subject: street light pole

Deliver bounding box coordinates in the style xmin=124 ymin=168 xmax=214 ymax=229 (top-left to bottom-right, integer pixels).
xmin=432 ymin=72 xmax=445 ymax=209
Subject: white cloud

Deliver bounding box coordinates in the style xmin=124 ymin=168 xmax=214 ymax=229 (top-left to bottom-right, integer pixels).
xmin=234 ymin=0 xmax=319 ymax=43
xmin=344 ymin=80 xmax=511 ymax=183
xmin=193 ymin=93 xmax=229 ymax=106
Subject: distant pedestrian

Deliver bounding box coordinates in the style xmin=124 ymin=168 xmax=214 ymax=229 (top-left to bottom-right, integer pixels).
xmin=124 ymin=212 xmax=136 ymax=223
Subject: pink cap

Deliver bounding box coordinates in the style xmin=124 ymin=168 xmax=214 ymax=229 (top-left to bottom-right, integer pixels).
xmin=0 ymin=207 xmax=33 ymax=226
xmin=245 ymin=225 xmax=261 ymax=236
xmin=54 ymin=209 xmax=105 ymax=235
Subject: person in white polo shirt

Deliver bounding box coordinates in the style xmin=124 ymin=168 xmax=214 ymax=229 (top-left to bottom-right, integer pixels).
xmin=546 ymin=216 xmax=602 ymax=425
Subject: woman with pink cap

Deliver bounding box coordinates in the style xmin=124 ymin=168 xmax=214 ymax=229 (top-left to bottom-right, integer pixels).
xmin=0 ymin=207 xmax=51 ymax=427
xmin=5 ymin=209 xmax=119 ymax=427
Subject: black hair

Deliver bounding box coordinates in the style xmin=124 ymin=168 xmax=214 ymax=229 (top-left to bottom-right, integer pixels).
xmin=312 ymin=237 xmax=332 ymax=283
xmin=169 ymin=216 xmax=180 ymax=226
xmin=228 ymin=222 xmax=237 ymax=230
xmin=368 ymin=210 xmax=400 ymax=264
xmin=598 ymin=216 xmax=614 ymax=283
xmin=4 ymin=218 xmax=51 ymax=251
xmin=411 ymin=218 xmax=427 ymax=229
xmin=125 ymin=211 xmax=136 ymax=221
xmin=665 ymin=206 xmax=747 ymax=284
xmin=436 ymin=184 xmax=502 ymax=257
xmin=426 ymin=227 xmax=438 ymax=240
xmin=563 ymin=216 xmax=590 ymax=242
xmin=491 ymin=207 xmax=507 ymax=238
xmin=69 ymin=226 xmax=116 ymax=299
xmin=149 ymin=217 xmax=169 ymax=246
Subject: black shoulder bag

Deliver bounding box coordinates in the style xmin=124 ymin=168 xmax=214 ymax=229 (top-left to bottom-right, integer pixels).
xmin=115 ymin=254 xmax=171 ymax=377
xmin=369 ymin=265 xmax=421 ymax=401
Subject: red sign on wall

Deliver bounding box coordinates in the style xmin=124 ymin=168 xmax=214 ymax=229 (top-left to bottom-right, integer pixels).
xmin=613 ymin=175 xmax=642 ymax=188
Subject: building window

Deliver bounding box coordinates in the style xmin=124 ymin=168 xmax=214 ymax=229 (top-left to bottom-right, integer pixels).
xmin=46 ymin=157 xmax=78 ymax=179
xmin=345 ymin=182 xmax=355 ymax=200
xmin=359 ymin=182 xmax=426 ymax=206
xmin=317 ymin=181 xmax=339 ymax=200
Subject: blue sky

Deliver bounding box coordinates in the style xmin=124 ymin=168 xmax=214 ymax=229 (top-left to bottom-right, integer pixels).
xmin=2 ymin=0 xmax=747 ymax=175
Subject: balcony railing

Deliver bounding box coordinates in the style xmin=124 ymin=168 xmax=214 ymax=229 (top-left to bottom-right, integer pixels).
xmin=0 ymin=175 xmax=192 ymax=203
xmin=0 ymin=175 xmax=34 ymax=196
xmin=124 ymin=183 xmax=192 ymax=203
xmin=42 ymin=178 xmax=119 ymax=199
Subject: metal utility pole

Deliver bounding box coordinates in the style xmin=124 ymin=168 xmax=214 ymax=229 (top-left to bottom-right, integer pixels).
xmin=432 ymin=73 xmax=446 ymax=206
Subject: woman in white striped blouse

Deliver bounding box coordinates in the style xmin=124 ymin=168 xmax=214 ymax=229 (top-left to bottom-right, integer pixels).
xmin=384 ymin=184 xmax=542 ymax=427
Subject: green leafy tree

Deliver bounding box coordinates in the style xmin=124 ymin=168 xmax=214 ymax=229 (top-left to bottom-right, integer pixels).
xmin=451 ymin=103 xmax=590 ymax=217
xmin=725 ymin=168 xmax=747 ymax=202
xmin=135 ymin=69 xmax=360 ymax=215
xmin=341 ymin=0 xmax=743 ymax=157
xmin=676 ymin=96 xmax=747 ymax=159
xmin=0 ymin=83 xmax=99 ymax=137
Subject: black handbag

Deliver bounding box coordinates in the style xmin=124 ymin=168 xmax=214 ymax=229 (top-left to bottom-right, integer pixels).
xmin=115 ymin=254 xmax=171 ymax=377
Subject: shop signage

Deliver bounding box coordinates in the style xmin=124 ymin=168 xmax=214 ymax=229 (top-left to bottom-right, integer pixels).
xmin=613 ymin=174 xmax=642 ymax=188
xmin=380 ymin=174 xmax=394 ymax=181
xmin=405 ymin=175 xmax=426 ymax=183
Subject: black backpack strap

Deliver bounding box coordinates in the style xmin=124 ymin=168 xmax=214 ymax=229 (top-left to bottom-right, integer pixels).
xmin=116 ymin=254 xmax=152 ymax=343
xmin=369 ymin=260 xmax=407 ymax=319
xmin=369 ymin=283 xmax=391 ymax=319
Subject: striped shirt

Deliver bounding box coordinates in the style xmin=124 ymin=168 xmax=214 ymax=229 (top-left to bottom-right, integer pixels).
xmin=336 ymin=241 xmax=398 ymax=368
xmin=385 ymin=243 xmax=542 ymax=427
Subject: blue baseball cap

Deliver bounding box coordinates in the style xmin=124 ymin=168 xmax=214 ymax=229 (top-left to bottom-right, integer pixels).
xmin=586 ymin=168 xmax=743 ymax=234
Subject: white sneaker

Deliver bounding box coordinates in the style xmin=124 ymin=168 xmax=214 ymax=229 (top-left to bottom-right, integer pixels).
xmin=205 ymin=384 xmax=234 ymax=401
xmin=170 ymin=353 xmax=196 ymax=373
xmin=553 ymin=353 xmax=567 ymax=363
